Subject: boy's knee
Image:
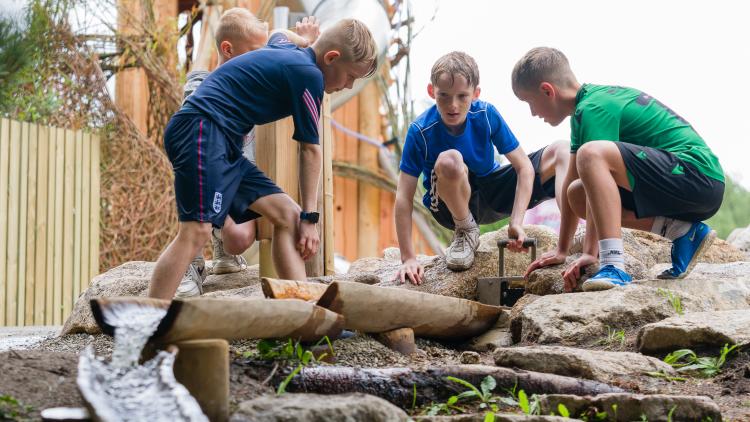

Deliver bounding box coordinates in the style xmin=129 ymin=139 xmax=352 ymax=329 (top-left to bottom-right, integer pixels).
xmin=270 ymin=205 xmax=300 ymax=230
xmin=575 ymin=142 xmax=606 ymax=172
xmin=435 ymin=150 xmax=465 ymax=179
xmin=566 ymin=180 xmax=587 ymax=217
xmin=179 ymin=222 xmax=213 ymax=248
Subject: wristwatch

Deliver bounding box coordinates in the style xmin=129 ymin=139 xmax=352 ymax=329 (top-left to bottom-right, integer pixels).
xmin=300 ymin=211 xmax=320 ymax=224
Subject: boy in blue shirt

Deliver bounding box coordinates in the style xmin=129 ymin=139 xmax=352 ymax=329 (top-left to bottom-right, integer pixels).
xmin=149 ymin=19 xmax=378 ymax=300
xmin=395 ymin=51 xmax=569 ymax=284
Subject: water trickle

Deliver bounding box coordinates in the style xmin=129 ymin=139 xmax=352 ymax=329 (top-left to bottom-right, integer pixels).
xmin=77 ymin=301 xmax=208 ymax=422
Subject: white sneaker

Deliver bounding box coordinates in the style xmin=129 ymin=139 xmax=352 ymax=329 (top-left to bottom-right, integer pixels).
xmin=445 ymin=225 xmax=480 ymax=271
xmin=175 ymin=260 xmax=205 ymax=298
xmin=211 ymin=228 xmax=247 ymax=275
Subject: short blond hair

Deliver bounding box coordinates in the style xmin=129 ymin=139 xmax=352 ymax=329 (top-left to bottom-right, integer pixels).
xmin=214 ymin=8 xmax=268 ymax=50
xmin=314 ymin=19 xmax=378 ymax=77
xmin=430 ymin=51 xmax=479 ymax=88
xmin=512 ymin=47 xmax=577 ymax=92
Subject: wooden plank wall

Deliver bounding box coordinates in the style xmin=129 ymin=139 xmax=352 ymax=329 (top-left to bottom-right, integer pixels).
xmin=0 ymin=119 xmax=100 ymax=327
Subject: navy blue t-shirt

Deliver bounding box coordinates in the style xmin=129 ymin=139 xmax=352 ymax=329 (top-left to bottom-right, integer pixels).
xmin=399 ymin=100 xmax=519 ymax=209
xmin=181 ymin=32 xmax=324 ymax=153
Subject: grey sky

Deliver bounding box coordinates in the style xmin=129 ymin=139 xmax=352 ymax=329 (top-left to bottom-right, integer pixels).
xmin=410 ymin=0 xmax=750 ymax=187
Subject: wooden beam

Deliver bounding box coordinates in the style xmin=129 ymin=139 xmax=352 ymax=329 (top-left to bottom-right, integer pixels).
xmin=261 ymin=277 xmax=328 ymax=301
xmin=357 ymin=81 xmax=381 ymax=259
xmin=321 ymin=96 xmax=334 ymax=275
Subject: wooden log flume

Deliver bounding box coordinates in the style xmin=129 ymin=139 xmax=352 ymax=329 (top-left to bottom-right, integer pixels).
xmin=316 ymin=281 xmax=503 ymax=340
xmin=90 ymin=297 xmax=344 ymax=343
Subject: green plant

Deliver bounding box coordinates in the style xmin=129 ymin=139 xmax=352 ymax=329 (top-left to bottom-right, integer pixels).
xmin=667 ymin=405 xmax=677 ymax=422
xmin=657 ymin=288 xmax=684 ymax=315
xmin=557 ymin=403 xmax=570 ymax=418
xmin=0 ymin=394 xmax=33 ymax=420
xmin=246 ymin=337 xmax=334 ymax=395
xmin=596 ymin=325 xmax=626 ymax=349
xmin=645 ymin=370 xmax=687 ymax=382
xmin=663 ymin=344 xmax=739 ymax=377
xmin=517 ymin=390 xmax=541 ymax=415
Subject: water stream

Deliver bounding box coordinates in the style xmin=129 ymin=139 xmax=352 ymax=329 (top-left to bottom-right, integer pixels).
xmin=77 ymin=301 xmax=208 ymax=422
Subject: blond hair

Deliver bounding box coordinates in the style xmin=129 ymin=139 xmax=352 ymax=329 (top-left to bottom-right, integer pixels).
xmin=313 ymin=19 xmax=378 ymax=77
xmin=511 ymin=47 xmax=577 ymax=92
xmin=214 ymin=8 xmax=268 ymax=50
xmin=430 ymin=51 xmax=479 ymax=88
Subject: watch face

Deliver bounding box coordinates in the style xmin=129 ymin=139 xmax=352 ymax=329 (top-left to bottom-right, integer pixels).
xmin=301 ymin=212 xmax=320 ymax=223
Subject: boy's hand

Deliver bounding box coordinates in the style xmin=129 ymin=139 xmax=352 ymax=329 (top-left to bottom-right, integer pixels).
xmin=561 ymin=253 xmax=597 ymax=292
xmin=297 ymin=220 xmax=320 ymax=260
xmin=524 ymin=248 xmax=566 ymax=279
xmin=505 ymin=224 xmax=528 ymax=253
xmin=395 ymin=258 xmax=424 ymax=285
xmin=296 ymin=16 xmax=320 ymax=47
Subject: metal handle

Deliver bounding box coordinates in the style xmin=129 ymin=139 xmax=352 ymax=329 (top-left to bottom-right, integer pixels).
xmin=497 ymin=238 xmax=537 ymax=277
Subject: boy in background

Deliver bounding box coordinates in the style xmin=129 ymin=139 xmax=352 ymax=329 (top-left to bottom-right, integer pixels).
xmin=176 ymin=8 xmax=320 ymax=297
xmin=514 ymin=47 xmax=723 ymax=291
xmin=394 ymin=51 xmax=569 ymax=284
xmin=150 ymin=19 xmax=378 ymax=300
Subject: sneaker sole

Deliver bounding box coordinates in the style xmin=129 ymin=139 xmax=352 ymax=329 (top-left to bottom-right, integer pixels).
xmin=446 ymin=258 xmax=473 ymax=271
xmin=175 ymin=286 xmax=201 ymax=298
xmin=582 ymin=279 xmax=618 ymax=292
xmin=212 ymin=263 xmax=245 ymax=275
xmin=657 ymin=230 xmax=716 ymax=280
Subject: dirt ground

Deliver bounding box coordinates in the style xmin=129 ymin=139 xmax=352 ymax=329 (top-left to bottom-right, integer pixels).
xmin=1 ymin=334 xmax=749 ymax=421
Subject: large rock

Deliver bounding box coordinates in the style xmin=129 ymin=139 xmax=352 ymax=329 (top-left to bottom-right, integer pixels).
xmin=468 ymin=328 xmax=513 ymax=352
xmin=510 ymin=286 xmax=709 ymax=345
xmin=61 ymin=261 xmax=153 ymax=335
xmin=641 ymin=262 xmax=750 ymax=310
xmin=637 ymin=310 xmax=750 ymax=353
xmin=348 ymin=225 xmax=558 ymax=300
xmin=492 ymin=346 xmax=675 ymax=383
xmin=229 ymin=393 xmax=409 ymax=422
xmin=528 ymin=228 xmax=744 ymax=296
xmin=536 ymin=393 xmax=721 ymax=422
xmin=61 ymin=262 xmax=261 ymax=335
xmin=727 ymin=224 xmax=750 ymax=256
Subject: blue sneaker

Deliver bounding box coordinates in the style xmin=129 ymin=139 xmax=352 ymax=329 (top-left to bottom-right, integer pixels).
xmin=657 ymin=222 xmax=716 ymax=279
xmin=582 ymin=265 xmax=633 ymax=291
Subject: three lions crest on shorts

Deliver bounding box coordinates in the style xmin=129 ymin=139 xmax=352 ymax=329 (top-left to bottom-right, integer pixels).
xmin=213 ymin=192 xmax=223 ymax=213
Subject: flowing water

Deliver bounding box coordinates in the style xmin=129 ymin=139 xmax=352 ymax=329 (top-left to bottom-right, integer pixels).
xmin=77 ymin=301 xmax=208 ymax=422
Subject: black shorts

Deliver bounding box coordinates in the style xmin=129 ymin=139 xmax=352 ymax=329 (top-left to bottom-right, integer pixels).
xmin=431 ymin=148 xmax=556 ymax=230
xmin=164 ymin=113 xmax=283 ymax=227
xmin=616 ymin=142 xmax=724 ymax=221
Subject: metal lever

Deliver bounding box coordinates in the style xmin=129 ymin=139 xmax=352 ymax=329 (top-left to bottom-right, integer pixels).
xmin=496 ymin=238 xmax=537 ymax=278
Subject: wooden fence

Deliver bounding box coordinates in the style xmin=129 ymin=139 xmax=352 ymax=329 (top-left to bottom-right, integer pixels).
xmin=0 ymin=118 xmax=100 ymax=327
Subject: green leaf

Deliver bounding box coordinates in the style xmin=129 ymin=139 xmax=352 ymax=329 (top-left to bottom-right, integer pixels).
xmin=481 ymin=376 xmax=497 ymax=396
xmin=446 ymin=376 xmax=482 ymax=399
xmin=484 ymin=411 xmax=496 ymax=422
xmin=447 ymin=396 xmax=458 ymax=405
xmin=518 ymin=390 xmax=529 ymax=414
xmin=276 ymin=364 xmax=303 ymax=395
xmin=558 ymin=403 xmax=570 ymax=417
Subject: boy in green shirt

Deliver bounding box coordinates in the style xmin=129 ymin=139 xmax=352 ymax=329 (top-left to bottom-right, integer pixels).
xmin=513 ymin=47 xmax=724 ymax=291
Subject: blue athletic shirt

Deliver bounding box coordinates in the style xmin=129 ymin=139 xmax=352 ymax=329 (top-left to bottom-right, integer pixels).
xmin=181 ymin=32 xmax=324 ymax=154
xmin=399 ymin=100 xmax=520 ymax=208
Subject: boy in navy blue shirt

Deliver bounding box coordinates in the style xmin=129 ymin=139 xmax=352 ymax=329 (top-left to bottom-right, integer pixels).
xmin=395 ymin=51 xmax=569 ymax=283
xmin=150 ymin=19 xmax=378 ymax=300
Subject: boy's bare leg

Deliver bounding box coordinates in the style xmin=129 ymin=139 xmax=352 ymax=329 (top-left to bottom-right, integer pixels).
xmin=221 ymin=216 xmax=256 ymax=256
xmin=539 ymin=140 xmax=570 ymax=210
xmin=149 ymin=221 xmax=212 ymax=299
xmin=248 ymin=193 xmax=306 ymax=281
xmin=567 ymin=179 xmax=654 ymax=231
xmin=434 ymin=150 xmax=471 ymax=219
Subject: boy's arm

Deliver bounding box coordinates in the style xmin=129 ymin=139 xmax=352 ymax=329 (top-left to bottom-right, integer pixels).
xmin=503 ymin=146 xmax=535 ymax=252
xmin=271 ymin=15 xmax=319 ymax=48
xmin=394 ymin=172 xmax=424 ymax=285
xmin=524 ymin=152 xmax=579 ymax=277
xmin=297 ymin=142 xmax=322 ymax=260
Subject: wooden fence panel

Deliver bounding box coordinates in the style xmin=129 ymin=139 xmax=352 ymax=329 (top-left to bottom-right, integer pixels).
xmin=0 ymin=120 xmax=100 ymax=326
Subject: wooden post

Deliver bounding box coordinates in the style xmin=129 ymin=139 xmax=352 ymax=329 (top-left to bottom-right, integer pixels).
xmin=0 ymin=119 xmax=10 ymax=326
xmin=172 ymin=339 xmax=230 ymax=422
xmin=321 ymin=96 xmax=334 ymax=275
xmin=357 ymin=81 xmax=381 ymax=259
xmin=332 ymin=99 xmax=360 ymax=262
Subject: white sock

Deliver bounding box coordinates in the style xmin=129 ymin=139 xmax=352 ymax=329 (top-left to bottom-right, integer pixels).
xmin=453 ymin=214 xmax=477 ymax=230
xmin=599 ymin=238 xmax=625 ymax=270
xmin=651 ymin=216 xmax=692 ymax=241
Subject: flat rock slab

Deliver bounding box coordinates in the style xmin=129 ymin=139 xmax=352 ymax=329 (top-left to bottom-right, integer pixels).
xmin=510 ymin=286 xmax=709 ymax=345
xmin=643 ymin=262 xmax=750 ymax=310
xmin=230 ymin=393 xmax=409 ymax=422
xmin=537 ymin=393 xmax=721 ymax=422
xmin=468 ymin=328 xmax=513 ymax=352
xmin=638 ymin=309 xmax=750 ymax=353
xmin=493 ymin=346 xmax=675 ymax=383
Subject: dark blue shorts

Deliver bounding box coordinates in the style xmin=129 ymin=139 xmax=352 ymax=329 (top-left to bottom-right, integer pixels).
xmin=164 ymin=113 xmax=283 ymax=227
xmin=431 ymin=147 xmax=555 ymax=230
